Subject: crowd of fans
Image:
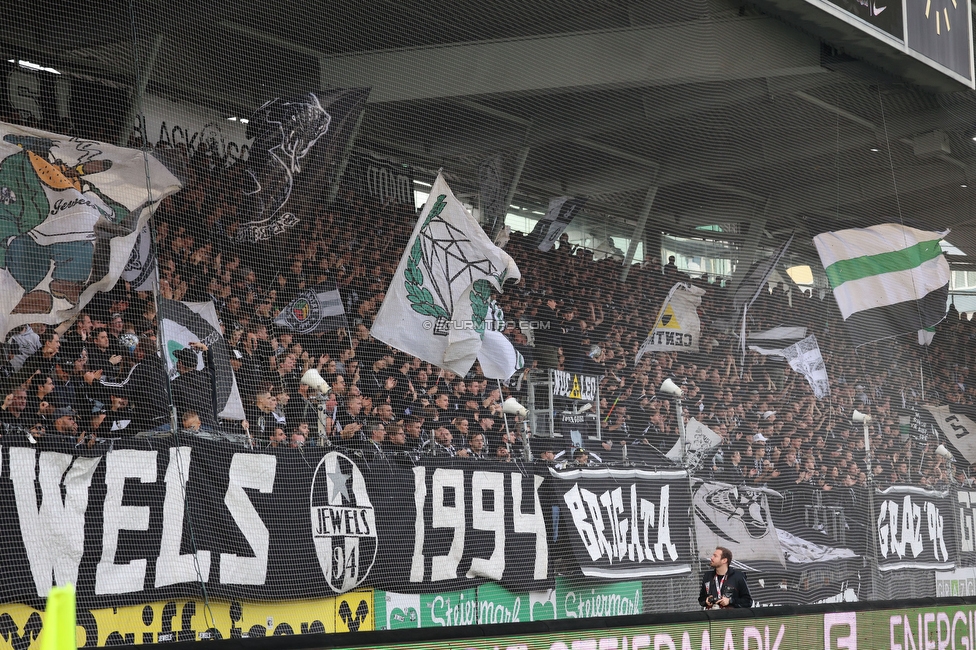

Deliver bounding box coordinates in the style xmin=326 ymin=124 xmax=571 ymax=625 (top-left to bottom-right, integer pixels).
xmin=0 ymin=123 xmax=972 ymax=525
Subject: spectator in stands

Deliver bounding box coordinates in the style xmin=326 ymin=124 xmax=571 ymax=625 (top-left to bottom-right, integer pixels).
xmin=403 ymin=415 xmax=426 ymax=451
xmin=427 ymin=424 xmax=456 ymax=457
xmin=464 ymin=432 xmax=488 ymax=459
xmin=61 ymin=314 xmax=94 ymax=363
xmin=244 ymin=390 xmax=284 ymax=442
xmin=0 ymin=386 xmax=31 ymax=430
xmin=266 ymin=426 xmax=287 ymax=448
xmin=87 ymin=329 xmax=123 ymax=377
xmin=170 ymin=342 xmax=217 ymax=429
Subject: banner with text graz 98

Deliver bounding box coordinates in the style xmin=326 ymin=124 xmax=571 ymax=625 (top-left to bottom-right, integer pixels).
xmin=875 ymin=485 xmax=955 ymax=571
xmin=547 ymin=466 xmax=693 ymax=579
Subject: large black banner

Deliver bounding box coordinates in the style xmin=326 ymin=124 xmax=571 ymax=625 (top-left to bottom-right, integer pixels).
xmin=234 ymin=88 xmax=369 ymax=283
xmin=5 ymin=432 xmax=964 ymax=612
xmin=547 ymin=466 xmax=693 ymax=579
xmin=353 ymin=153 xmax=415 ymax=208
xmin=0 ymin=437 xmax=550 ymax=609
xmin=875 ymin=485 xmax=955 ymax=571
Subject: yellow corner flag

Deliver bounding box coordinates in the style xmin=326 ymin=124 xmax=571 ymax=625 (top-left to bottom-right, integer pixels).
xmin=42 ymin=584 xmax=76 ymax=650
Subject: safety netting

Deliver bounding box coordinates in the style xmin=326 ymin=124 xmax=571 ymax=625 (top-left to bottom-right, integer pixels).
xmin=1 ymin=0 xmax=976 ymax=643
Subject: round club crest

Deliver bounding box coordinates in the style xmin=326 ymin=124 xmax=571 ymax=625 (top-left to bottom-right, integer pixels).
xmin=310 ymin=451 xmax=378 ymax=593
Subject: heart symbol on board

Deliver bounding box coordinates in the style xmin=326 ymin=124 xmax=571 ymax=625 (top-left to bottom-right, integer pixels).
xmin=389 ymin=607 xmax=419 ymax=629
xmin=530 ymin=601 xmax=556 ymax=621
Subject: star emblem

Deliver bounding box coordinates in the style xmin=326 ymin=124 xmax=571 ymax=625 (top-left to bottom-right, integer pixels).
xmin=327 ymin=466 xmax=350 ymax=503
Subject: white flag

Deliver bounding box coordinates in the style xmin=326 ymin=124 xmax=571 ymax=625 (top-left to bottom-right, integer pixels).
xmin=538 ymin=196 xmax=587 ymax=252
xmin=635 ymin=282 xmax=705 ymax=363
xmin=666 ymin=417 xmax=722 ymax=465
xmin=0 ymin=122 xmax=181 ymax=337
xmin=748 ymin=326 xmax=807 ymax=342
xmin=746 ymin=326 xmax=807 ymax=356
xmin=372 ymin=174 xmax=521 ymax=377
xmin=921 ymin=405 xmax=976 ymax=464
xmin=477 ymin=301 xmax=524 ymax=380
xmin=158 ymin=299 xmax=246 ymax=420
xmin=781 ymin=334 xmax=830 ymax=399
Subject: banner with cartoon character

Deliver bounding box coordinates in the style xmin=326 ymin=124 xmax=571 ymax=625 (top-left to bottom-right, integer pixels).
xmin=0 ymin=122 xmax=181 ymax=338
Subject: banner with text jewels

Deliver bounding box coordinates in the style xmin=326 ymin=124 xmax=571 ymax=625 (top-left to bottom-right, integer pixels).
xmin=0 ymin=435 xmax=971 ymax=646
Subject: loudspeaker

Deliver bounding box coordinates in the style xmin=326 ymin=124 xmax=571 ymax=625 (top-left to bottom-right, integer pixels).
xmin=936 ymin=444 xmax=954 ymax=460
xmin=659 ymin=378 xmax=683 ymax=397
xmin=852 ymin=409 xmax=871 ymax=423
xmin=301 ymin=369 xmax=331 ymax=394
xmin=502 ymin=397 xmax=528 ymax=417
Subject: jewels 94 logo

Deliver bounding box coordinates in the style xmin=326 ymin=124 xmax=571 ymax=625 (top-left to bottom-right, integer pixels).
xmin=310 ymin=451 xmax=378 ymax=593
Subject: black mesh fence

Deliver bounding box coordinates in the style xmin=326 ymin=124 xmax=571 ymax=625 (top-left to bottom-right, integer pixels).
xmin=1 ymin=0 xmax=976 ymax=644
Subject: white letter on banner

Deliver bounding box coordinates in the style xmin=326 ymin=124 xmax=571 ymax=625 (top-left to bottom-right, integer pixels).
xmin=467 ymin=471 xmax=505 ymax=581
xmin=743 ymin=627 xmax=762 ymax=650
xmin=410 ymin=466 xmax=427 ymax=582
xmin=906 ymin=497 xmax=923 ymax=559
xmin=878 ymin=501 xmax=890 ymax=558
xmin=655 ymin=634 xmax=676 ymax=650
xmin=937 ymin=612 xmax=950 ymax=650
xmin=512 ymin=473 xmax=548 ymax=580
xmin=565 ymin=484 xmax=601 ymax=561
xmin=723 ymin=628 xmax=736 ymax=650
xmin=890 ymin=615 xmax=903 ymax=650
xmin=96 ymin=450 xmax=157 ymax=594
xmin=629 ymin=485 xmax=645 ymax=563
xmin=655 ymin=485 xmax=678 ymax=561
xmin=220 ymin=454 xmax=276 ymax=584
xmin=633 ymin=636 xmax=651 ymax=650
xmin=156 ymin=447 xmax=211 ymax=587
xmin=431 ymin=468 xmax=466 ymax=581
xmin=641 ymin=499 xmax=656 ymax=560
xmin=924 ymin=612 xmax=936 ymax=650
xmin=11 ymin=448 xmax=100 ymax=597
xmin=889 ymin=500 xmax=903 ymax=558
xmin=824 ymin=612 xmax=857 ymax=650
xmin=770 ymin=624 xmax=785 ymax=650
xmin=951 ymin=611 xmax=967 ymax=650
xmin=582 ymin=488 xmax=614 ymax=559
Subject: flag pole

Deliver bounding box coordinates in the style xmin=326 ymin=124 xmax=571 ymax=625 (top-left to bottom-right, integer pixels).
xmin=920 ymin=358 xmax=925 ymax=401
xmin=739 ymin=303 xmax=748 ymax=378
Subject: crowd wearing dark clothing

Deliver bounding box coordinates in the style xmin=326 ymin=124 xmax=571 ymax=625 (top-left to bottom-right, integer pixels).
xmin=0 ymin=128 xmax=968 ymax=506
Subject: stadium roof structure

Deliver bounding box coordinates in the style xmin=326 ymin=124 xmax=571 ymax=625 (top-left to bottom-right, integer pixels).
xmin=6 ymin=0 xmax=976 ymax=271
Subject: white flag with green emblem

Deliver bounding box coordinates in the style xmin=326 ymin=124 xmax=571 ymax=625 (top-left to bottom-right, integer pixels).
xmin=813 ymin=223 xmax=949 ymax=347
xmin=372 ymin=173 xmax=522 ymax=377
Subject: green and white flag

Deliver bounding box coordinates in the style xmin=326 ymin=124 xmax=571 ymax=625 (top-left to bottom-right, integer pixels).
xmin=813 ymin=223 xmax=949 ymax=347
xmin=0 ymin=122 xmax=181 ymax=337
xmin=372 ymin=173 xmax=522 ymax=378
